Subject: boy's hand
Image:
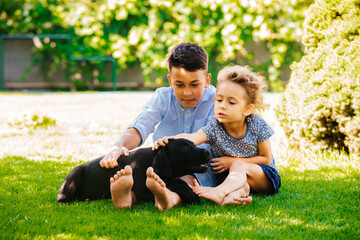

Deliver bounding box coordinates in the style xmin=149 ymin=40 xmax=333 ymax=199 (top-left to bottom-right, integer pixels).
xmin=152 ymin=137 xmax=169 ymax=150
xmin=211 ymin=156 xmax=234 ymax=173
xmin=99 ymin=146 xmax=129 ymax=168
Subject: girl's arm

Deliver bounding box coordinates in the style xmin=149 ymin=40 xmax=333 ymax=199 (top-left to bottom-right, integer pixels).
xmin=242 ymin=139 xmax=272 ymax=165
xmin=153 ymin=129 xmax=207 ymax=149
xmin=175 ymin=130 xmax=207 ymax=145
xmin=211 ymin=139 xmax=272 ymax=173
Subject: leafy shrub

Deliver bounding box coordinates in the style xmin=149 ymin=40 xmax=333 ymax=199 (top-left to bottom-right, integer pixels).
xmin=1 ymin=0 xmax=313 ymax=91
xmin=276 ymin=0 xmax=360 ymax=155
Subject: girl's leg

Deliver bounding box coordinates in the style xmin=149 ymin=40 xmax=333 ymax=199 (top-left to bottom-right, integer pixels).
xmin=192 ymin=161 xmax=274 ymax=205
xmin=221 ymin=182 xmax=252 ymax=205
xmin=219 ymin=162 xmax=273 ymax=205
xmin=242 ymin=162 xmax=273 ymax=194
xmin=192 ymin=160 xmax=247 ymax=204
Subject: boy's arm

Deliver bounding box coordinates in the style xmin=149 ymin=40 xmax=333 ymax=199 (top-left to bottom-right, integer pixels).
xmin=99 ymin=127 xmax=141 ymax=168
xmin=100 ymin=90 xmax=166 ymax=168
xmin=153 ymin=129 xmax=207 ymax=149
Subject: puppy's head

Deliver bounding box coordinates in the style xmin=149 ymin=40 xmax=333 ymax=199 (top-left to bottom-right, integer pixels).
xmin=152 ymin=138 xmax=210 ymax=178
xmin=57 ymin=165 xmax=84 ymax=203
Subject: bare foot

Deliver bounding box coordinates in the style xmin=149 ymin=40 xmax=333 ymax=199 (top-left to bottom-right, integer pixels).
xmin=221 ymin=183 xmax=252 ymax=206
xmin=110 ymin=165 xmax=134 ymax=209
xmin=222 ymin=195 xmax=253 ymax=206
xmin=192 ymin=179 xmax=226 ymax=205
xmin=146 ymin=167 xmax=181 ymax=211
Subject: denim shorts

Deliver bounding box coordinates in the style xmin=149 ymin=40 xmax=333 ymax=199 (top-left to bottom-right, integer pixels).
xmin=194 ymin=162 xmax=281 ymax=195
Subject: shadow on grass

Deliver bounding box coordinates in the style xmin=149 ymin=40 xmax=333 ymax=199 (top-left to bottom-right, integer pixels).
xmin=0 ymin=156 xmax=359 ymax=239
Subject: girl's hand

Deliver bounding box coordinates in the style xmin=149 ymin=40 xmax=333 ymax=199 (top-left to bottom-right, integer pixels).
xmin=211 ymin=156 xmax=235 ymax=173
xmin=152 ymin=137 xmax=169 ymax=150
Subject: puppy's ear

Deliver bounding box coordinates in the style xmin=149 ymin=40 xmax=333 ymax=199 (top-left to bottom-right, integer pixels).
xmin=152 ymin=147 xmax=172 ymax=178
xmin=57 ymin=165 xmax=84 ymax=203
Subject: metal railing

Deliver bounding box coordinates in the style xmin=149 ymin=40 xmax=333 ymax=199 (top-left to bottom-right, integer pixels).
xmin=0 ymin=34 xmax=118 ymax=91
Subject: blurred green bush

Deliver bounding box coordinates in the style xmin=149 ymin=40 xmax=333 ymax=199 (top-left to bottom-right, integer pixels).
xmin=276 ymin=0 xmax=360 ymax=155
xmin=8 ymin=113 xmax=56 ymax=130
xmin=0 ymin=0 xmax=312 ymax=91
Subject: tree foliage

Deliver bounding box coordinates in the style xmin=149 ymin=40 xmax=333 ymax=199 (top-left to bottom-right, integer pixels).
xmin=276 ymin=0 xmax=360 ymax=155
xmin=1 ymin=0 xmax=312 ymax=90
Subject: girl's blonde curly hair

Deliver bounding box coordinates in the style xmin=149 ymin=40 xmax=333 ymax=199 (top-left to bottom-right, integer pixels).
xmin=217 ymin=65 xmax=268 ymax=111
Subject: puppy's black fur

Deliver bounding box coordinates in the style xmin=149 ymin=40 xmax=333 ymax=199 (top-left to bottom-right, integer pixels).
xmin=57 ymin=138 xmax=210 ymax=205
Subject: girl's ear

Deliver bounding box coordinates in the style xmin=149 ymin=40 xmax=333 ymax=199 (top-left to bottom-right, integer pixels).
xmin=244 ymin=104 xmax=255 ymax=116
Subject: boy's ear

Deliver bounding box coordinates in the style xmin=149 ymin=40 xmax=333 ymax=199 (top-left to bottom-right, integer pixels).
xmin=244 ymin=104 xmax=255 ymax=116
xmin=167 ymin=74 xmax=172 ymax=85
xmin=205 ymin=73 xmax=211 ymax=88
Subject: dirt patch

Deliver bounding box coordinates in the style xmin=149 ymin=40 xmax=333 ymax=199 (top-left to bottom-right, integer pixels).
xmin=0 ymin=92 xmax=287 ymax=162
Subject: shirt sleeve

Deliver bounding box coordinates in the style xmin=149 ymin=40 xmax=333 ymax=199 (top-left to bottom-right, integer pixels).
xmin=252 ymin=114 xmax=275 ymax=143
xmin=128 ymin=89 xmax=166 ymax=144
xmin=201 ymin=116 xmax=217 ymax=145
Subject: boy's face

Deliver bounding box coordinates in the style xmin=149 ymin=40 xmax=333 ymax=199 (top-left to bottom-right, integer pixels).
xmin=167 ymin=67 xmax=211 ymax=108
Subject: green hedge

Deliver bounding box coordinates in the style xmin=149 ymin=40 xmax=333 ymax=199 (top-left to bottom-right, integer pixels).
xmin=1 ymin=0 xmax=312 ymax=91
xmin=276 ymin=0 xmax=360 ymax=155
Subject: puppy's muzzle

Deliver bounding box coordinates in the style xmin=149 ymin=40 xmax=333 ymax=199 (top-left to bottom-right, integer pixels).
xmin=197 ymin=150 xmax=210 ymax=173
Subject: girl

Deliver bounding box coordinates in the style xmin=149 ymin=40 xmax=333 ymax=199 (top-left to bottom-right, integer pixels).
xmin=153 ymin=65 xmax=281 ymax=205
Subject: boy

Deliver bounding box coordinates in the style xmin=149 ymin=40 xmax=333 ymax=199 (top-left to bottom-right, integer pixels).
xmin=99 ymin=42 xmax=216 ymax=210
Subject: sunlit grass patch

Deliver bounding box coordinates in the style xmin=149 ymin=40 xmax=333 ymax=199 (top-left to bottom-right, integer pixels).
xmin=1 ymin=151 xmax=359 ymax=239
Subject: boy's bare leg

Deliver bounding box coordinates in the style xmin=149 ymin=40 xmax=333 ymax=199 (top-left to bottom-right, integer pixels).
xmin=146 ymin=167 xmax=181 ymax=211
xmin=192 ymin=161 xmax=247 ymax=204
xmin=110 ymin=165 xmax=137 ymax=209
xmin=221 ymin=182 xmax=252 ymax=206
xmin=180 ymin=174 xmax=196 ymax=187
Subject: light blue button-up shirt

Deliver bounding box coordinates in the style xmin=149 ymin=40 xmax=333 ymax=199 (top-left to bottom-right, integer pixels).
xmin=129 ymin=85 xmax=216 ymax=147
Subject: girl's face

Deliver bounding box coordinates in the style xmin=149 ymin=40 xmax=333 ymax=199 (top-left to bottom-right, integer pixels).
xmin=168 ymin=67 xmax=211 ymax=109
xmin=214 ymin=80 xmax=254 ymax=124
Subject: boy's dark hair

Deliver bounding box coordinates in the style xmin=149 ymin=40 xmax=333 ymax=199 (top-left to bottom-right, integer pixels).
xmin=167 ymin=42 xmax=208 ymax=72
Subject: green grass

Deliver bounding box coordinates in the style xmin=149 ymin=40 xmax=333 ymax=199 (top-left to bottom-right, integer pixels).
xmin=1 ymin=152 xmax=359 ymax=240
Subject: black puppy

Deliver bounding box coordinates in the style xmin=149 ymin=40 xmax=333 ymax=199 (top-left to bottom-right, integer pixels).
xmin=57 ymin=138 xmax=209 ymax=205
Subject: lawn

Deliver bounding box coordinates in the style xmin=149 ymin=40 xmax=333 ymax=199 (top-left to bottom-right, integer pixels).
xmin=1 ymin=92 xmax=359 ymax=239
